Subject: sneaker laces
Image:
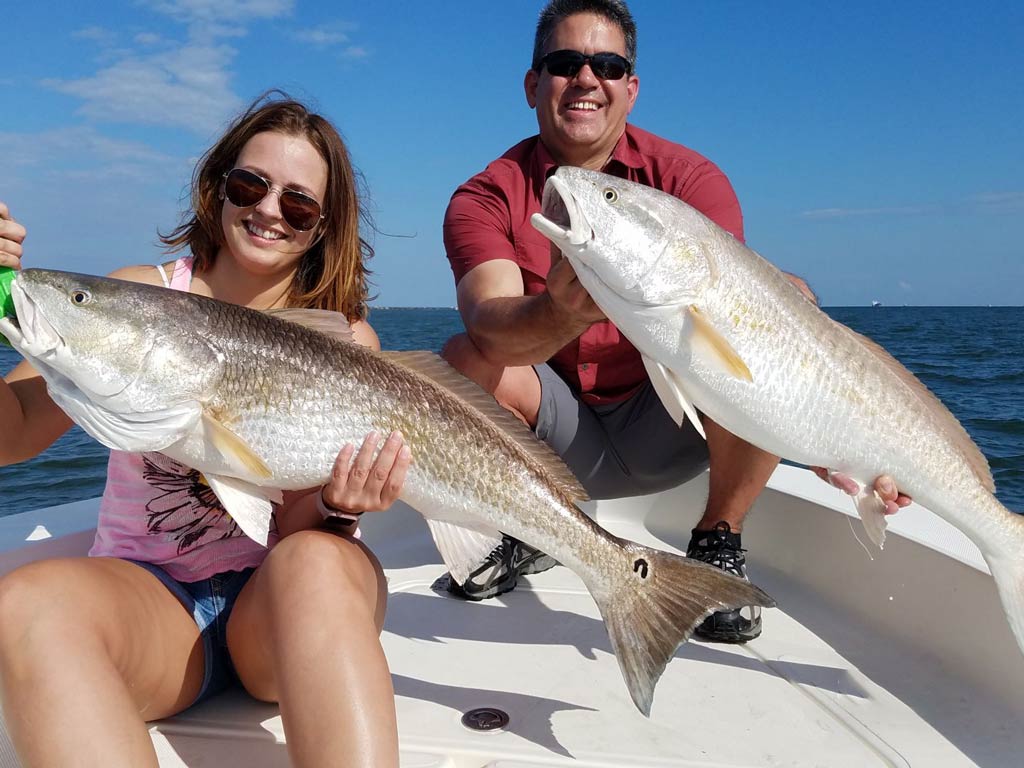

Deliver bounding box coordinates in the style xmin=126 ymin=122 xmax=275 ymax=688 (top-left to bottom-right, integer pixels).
xmin=688 ymin=521 xmax=747 ymax=579
xmin=465 ymin=538 xmax=514 ymax=584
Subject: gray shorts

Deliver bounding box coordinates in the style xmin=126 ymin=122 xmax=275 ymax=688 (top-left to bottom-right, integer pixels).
xmin=533 ymin=364 xmax=709 ymax=499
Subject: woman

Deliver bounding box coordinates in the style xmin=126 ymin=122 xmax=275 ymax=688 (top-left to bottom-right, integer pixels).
xmin=0 ymin=94 xmax=405 ymax=767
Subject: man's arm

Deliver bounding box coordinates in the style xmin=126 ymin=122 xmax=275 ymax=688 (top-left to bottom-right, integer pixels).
xmin=445 ymin=170 xmax=606 ymax=368
xmin=455 ymin=255 xmax=604 ymax=367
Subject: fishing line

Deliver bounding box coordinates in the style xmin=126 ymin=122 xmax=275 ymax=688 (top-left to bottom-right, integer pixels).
xmin=846 ymin=515 xmax=875 ymax=561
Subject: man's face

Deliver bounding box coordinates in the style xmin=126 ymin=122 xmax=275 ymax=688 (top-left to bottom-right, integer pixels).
xmin=525 ymin=12 xmax=639 ymax=170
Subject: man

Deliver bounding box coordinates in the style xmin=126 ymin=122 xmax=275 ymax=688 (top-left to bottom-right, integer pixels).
xmin=440 ymin=0 xmax=908 ymax=642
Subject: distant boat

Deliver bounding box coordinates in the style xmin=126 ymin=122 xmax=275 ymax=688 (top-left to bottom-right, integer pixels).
xmin=872 ymin=300 xmax=883 ymax=307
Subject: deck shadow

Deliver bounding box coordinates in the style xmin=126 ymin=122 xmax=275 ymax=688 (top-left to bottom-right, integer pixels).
xmin=384 ymin=585 xmax=862 ymax=697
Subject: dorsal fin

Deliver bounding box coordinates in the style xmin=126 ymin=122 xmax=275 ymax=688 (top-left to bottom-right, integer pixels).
xmin=263 ymin=308 xmax=354 ymax=343
xmin=381 ymin=350 xmax=589 ymax=502
xmin=841 ymin=323 xmax=994 ymax=492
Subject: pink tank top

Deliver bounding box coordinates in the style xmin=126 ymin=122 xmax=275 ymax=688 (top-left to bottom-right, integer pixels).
xmin=89 ymin=257 xmax=279 ymax=580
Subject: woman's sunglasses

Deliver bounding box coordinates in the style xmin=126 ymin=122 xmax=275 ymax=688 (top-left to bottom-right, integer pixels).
xmin=222 ymin=168 xmax=325 ymax=232
xmin=539 ymin=49 xmax=632 ymax=81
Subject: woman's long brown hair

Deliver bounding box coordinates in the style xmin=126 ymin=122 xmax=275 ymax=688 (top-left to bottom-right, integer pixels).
xmin=161 ymin=91 xmax=373 ymax=319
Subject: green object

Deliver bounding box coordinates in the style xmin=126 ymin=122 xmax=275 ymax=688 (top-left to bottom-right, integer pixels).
xmin=0 ymin=266 xmax=15 ymax=346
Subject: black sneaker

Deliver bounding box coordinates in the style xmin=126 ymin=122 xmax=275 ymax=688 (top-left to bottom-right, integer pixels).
xmin=436 ymin=535 xmax=558 ymax=601
xmin=686 ymin=522 xmax=762 ymax=643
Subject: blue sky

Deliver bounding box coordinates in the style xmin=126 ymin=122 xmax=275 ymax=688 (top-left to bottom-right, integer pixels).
xmin=3 ymin=1 xmax=1022 ymax=307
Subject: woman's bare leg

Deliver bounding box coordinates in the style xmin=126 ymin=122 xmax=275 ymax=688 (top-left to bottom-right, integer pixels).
xmin=0 ymin=557 xmax=205 ymax=767
xmin=228 ymin=529 xmax=396 ymax=768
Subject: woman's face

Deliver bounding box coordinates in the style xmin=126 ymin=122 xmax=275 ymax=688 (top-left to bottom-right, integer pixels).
xmin=219 ymin=130 xmax=329 ymax=275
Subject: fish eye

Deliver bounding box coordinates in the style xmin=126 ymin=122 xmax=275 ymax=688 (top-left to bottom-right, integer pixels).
xmin=602 ymin=187 xmax=619 ymax=204
xmin=70 ymin=290 xmax=92 ymax=305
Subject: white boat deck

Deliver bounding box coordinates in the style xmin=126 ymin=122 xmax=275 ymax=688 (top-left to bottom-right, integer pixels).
xmin=1 ymin=465 xmax=1022 ymax=766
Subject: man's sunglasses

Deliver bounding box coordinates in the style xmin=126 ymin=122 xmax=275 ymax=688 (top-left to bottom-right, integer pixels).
xmin=539 ymin=49 xmax=632 ymax=81
xmin=222 ymin=168 xmax=325 ymax=232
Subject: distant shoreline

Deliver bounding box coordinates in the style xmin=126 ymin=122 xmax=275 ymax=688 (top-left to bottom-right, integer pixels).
xmin=368 ymin=305 xmax=1023 ymax=310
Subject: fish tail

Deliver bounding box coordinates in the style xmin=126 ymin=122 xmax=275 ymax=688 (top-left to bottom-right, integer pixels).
xmin=982 ymin=508 xmax=1024 ymax=656
xmin=590 ymin=542 xmax=776 ymax=716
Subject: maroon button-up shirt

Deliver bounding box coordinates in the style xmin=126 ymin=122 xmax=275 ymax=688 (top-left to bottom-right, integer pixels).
xmin=444 ymin=124 xmax=744 ymax=405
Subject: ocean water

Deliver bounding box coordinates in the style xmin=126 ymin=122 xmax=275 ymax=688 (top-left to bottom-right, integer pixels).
xmin=0 ymin=306 xmax=1021 ymax=516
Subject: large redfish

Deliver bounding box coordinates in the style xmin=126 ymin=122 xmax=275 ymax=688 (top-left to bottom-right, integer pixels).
xmin=530 ymin=167 xmax=1024 ymax=658
xmin=0 ymin=269 xmax=775 ymax=715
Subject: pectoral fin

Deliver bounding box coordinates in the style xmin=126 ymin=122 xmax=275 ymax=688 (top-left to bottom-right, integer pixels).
xmin=202 ymin=413 xmax=272 ymax=480
xmin=641 ymin=354 xmax=706 ymax=440
xmin=686 ymin=305 xmax=752 ymax=382
xmin=425 ymin=519 xmax=505 ymax=585
xmin=204 ymin=474 xmax=281 ymax=546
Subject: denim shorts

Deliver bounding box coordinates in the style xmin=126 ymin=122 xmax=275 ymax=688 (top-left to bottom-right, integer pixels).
xmin=534 ymin=363 xmax=710 ymax=499
xmin=130 ymin=560 xmax=256 ymax=707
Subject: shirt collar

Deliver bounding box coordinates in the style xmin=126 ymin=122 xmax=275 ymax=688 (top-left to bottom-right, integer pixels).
xmin=533 ymin=138 xmax=560 ymax=181
xmin=606 ymin=125 xmax=645 ymax=171
xmin=533 ymin=125 xmax=644 ymax=181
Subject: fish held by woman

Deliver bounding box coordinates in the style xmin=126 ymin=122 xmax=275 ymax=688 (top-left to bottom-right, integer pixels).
xmin=0 ymin=268 xmax=776 ymax=715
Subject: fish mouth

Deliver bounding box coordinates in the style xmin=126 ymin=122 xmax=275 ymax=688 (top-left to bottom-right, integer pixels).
xmin=0 ymin=278 xmax=64 ymax=359
xmin=0 ymin=276 xmax=142 ymax=403
xmin=530 ymin=174 xmax=644 ymax=305
xmin=0 ymin=280 xmax=88 ymax=408
xmin=531 ymin=175 xmax=594 ymax=249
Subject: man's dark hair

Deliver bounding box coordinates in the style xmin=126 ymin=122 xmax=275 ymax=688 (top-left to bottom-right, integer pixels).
xmin=531 ymin=0 xmax=637 ymax=71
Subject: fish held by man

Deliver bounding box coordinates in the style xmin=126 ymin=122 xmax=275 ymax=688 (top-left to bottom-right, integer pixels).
xmin=0 ymin=268 xmax=775 ymax=715
xmin=530 ymin=166 xmax=1024 ymax=658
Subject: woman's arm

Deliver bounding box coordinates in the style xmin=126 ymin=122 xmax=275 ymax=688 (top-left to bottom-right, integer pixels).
xmin=0 ymin=202 xmax=74 ymax=465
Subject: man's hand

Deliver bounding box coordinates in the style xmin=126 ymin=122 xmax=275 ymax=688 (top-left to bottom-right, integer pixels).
xmin=0 ymin=202 xmax=26 ymax=269
xmin=546 ymin=247 xmax=605 ymax=327
xmin=812 ymin=468 xmax=912 ymax=515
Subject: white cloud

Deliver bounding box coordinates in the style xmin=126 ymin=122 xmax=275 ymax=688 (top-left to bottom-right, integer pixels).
xmin=43 ymin=0 xmax=303 ymax=136
xmin=142 ymin=0 xmax=295 ymax=25
xmin=800 ymin=204 xmax=936 ymax=219
xmin=291 ymin=22 xmax=359 ymax=50
xmin=801 ymin=193 xmax=1024 ymax=219
xmin=45 ymin=44 xmax=242 ymax=136
xmin=0 ymin=128 xmax=184 ymax=190
xmin=73 ymin=26 xmax=116 ymax=44
xmin=0 ymin=127 xmax=190 ymax=199
xmin=292 ymin=27 xmax=347 ymax=47
xmin=38 ymin=3 xmax=365 ymax=137
xmin=971 ymin=192 xmax=1024 ymax=213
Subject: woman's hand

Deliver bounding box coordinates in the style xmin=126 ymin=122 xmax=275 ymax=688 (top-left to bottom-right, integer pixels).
xmin=321 ymin=430 xmax=411 ymax=514
xmin=811 ymin=468 xmax=912 ymax=515
xmin=0 ymin=202 xmax=26 ymax=270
